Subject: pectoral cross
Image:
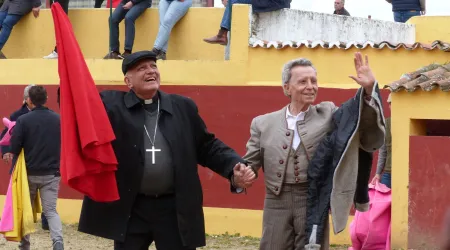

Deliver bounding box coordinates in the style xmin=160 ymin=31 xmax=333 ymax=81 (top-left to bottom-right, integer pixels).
xmin=146 ymin=146 xmax=161 ymax=164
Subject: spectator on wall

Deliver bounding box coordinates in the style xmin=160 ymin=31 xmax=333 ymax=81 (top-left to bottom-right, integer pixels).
xmin=0 ymin=0 xmax=41 ymax=59
xmin=43 ymin=0 xmax=70 ymax=59
xmin=333 ymin=0 xmax=350 ymax=16
xmin=103 ymin=0 xmax=152 ymax=59
xmin=203 ymin=0 xmax=290 ymax=46
xmin=151 ymin=0 xmax=192 ymax=60
xmin=385 ymin=0 xmax=425 ymax=23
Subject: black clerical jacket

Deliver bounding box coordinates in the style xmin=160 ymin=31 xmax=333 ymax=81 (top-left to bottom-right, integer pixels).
xmin=78 ymin=90 xmax=244 ymax=248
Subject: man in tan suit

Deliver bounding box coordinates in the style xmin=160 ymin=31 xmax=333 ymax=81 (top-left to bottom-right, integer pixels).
xmin=243 ymin=52 xmax=385 ymax=250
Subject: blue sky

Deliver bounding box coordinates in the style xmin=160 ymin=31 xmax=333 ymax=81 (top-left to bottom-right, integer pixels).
xmin=214 ymin=0 xmax=450 ymax=21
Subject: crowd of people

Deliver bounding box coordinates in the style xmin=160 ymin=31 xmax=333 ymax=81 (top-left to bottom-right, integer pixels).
xmin=0 ymin=0 xmax=427 ymax=59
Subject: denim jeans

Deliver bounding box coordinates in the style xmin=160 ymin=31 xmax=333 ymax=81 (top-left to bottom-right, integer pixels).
xmin=220 ymin=0 xmax=251 ymax=30
xmin=153 ymin=0 xmax=192 ymax=52
xmin=393 ymin=10 xmax=421 ymax=23
xmin=109 ymin=0 xmax=151 ymax=52
xmin=381 ymin=172 xmax=391 ymax=189
xmin=0 ymin=11 xmax=23 ymax=51
xmin=19 ymin=176 xmax=63 ymax=250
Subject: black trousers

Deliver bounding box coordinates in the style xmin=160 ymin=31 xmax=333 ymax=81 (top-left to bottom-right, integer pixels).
xmin=114 ymin=194 xmax=195 ymax=250
xmin=50 ymin=0 xmax=69 ymax=52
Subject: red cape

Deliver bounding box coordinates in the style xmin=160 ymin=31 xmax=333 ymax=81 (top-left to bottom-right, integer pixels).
xmin=52 ymin=3 xmax=119 ymax=202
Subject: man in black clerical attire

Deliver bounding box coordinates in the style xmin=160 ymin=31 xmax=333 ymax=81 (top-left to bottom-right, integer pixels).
xmin=75 ymin=51 xmax=256 ymax=250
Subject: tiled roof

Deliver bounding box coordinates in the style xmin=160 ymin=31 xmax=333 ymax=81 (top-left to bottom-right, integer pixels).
xmin=384 ymin=63 xmax=450 ymax=92
xmin=249 ymin=39 xmax=450 ymax=51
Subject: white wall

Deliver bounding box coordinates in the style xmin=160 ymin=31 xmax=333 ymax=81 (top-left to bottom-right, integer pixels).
xmin=249 ymin=8 xmax=416 ymax=44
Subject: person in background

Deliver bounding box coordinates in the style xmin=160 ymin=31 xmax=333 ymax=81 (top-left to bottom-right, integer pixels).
xmin=103 ymin=0 xmax=152 ymax=60
xmin=0 ymin=85 xmax=50 ymax=231
xmin=333 ymin=0 xmax=350 ymax=16
xmin=43 ymin=0 xmax=70 ymax=59
xmin=203 ymin=0 xmax=290 ymax=46
xmin=385 ymin=0 xmax=425 ymax=23
xmin=0 ymin=0 xmax=40 ymax=59
xmin=151 ymin=0 xmax=192 ymax=60
xmin=10 ymin=85 xmax=64 ymax=250
xmin=202 ymin=0 xmax=251 ymax=46
xmin=372 ymin=93 xmax=392 ymax=188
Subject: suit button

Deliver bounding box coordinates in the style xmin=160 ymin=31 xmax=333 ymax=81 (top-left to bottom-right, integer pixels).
xmin=279 ymin=160 xmax=284 ymax=164
xmin=294 ymin=171 xmax=299 ymax=176
xmin=282 ymin=145 xmax=287 ymax=149
xmin=128 ymin=189 xmax=131 ymax=192
xmin=294 ymin=155 xmax=298 ymax=159
xmin=295 ymin=177 xmax=300 ymax=182
xmin=134 ymin=145 xmax=137 ymax=148
xmin=274 ymin=186 xmax=279 ymax=191
xmin=294 ymin=161 xmax=299 ymax=164
xmin=294 ymin=166 xmax=299 ymax=170
xmin=277 ymin=172 xmax=281 ymax=178
xmin=286 ymin=132 xmax=290 ymax=136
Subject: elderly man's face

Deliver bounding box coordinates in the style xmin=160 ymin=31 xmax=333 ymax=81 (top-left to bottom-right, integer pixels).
xmin=283 ymin=66 xmax=318 ymax=105
xmin=125 ymin=59 xmax=160 ymax=97
xmin=334 ymin=0 xmax=344 ymax=10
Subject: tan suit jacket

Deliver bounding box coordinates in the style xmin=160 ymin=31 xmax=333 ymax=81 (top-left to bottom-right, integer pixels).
xmin=244 ymin=88 xmax=385 ymax=236
xmin=244 ymin=102 xmax=336 ymax=195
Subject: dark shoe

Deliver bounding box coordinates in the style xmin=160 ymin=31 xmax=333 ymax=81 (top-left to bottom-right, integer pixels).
xmin=152 ymin=48 xmax=166 ymax=60
xmin=103 ymin=51 xmax=123 ymax=60
xmin=203 ymin=29 xmax=228 ymax=46
xmin=53 ymin=241 xmax=64 ymax=250
xmin=156 ymin=51 xmax=166 ymax=60
xmin=122 ymin=51 xmax=131 ymax=58
xmin=0 ymin=51 xmax=6 ymax=59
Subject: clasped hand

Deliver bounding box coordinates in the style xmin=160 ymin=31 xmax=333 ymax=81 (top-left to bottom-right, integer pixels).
xmin=232 ymin=163 xmax=256 ymax=189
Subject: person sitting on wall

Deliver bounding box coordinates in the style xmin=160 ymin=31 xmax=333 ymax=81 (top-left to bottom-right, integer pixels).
xmin=103 ymin=0 xmax=152 ymax=59
xmin=385 ymin=0 xmax=425 ymax=23
xmin=43 ymin=0 xmax=70 ymax=59
xmin=203 ymin=0 xmax=290 ymax=46
xmin=151 ymin=0 xmax=192 ymax=60
xmin=0 ymin=0 xmax=41 ymax=59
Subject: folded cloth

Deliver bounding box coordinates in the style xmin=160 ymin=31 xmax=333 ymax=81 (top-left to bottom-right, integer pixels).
xmin=0 ymin=150 xmax=41 ymax=242
xmin=51 ymin=2 xmax=119 ymax=202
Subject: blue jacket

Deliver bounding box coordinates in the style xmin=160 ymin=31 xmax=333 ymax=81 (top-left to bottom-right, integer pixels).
xmin=389 ymin=0 xmax=422 ymax=12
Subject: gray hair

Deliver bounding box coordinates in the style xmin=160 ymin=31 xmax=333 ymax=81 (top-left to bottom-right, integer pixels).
xmin=281 ymin=58 xmax=316 ymax=86
xmin=23 ymin=84 xmax=35 ymax=102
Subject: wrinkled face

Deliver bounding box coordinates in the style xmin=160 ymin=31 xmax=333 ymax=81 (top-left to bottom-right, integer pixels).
xmin=334 ymin=0 xmax=344 ymax=10
xmin=283 ymin=66 xmax=318 ymax=105
xmin=125 ymin=59 xmax=160 ymax=97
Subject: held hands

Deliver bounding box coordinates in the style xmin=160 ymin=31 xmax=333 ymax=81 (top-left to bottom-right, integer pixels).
xmin=232 ymin=162 xmax=256 ymax=189
xmin=349 ymin=52 xmax=376 ymax=95
xmin=371 ymin=174 xmax=381 ymax=184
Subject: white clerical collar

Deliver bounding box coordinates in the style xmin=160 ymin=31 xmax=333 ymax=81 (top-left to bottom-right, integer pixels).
xmin=144 ymin=99 xmax=153 ymax=104
xmin=286 ymin=105 xmax=310 ymax=119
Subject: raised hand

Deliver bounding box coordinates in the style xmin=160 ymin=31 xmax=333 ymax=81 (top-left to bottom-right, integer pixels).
xmin=232 ymin=162 xmax=256 ymax=189
xmin=349 ymin=52 xmax=376 ymax=94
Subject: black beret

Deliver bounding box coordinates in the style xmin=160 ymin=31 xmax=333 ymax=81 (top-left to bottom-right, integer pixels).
xmin=122 ymin=51 xmax=158 ymax=75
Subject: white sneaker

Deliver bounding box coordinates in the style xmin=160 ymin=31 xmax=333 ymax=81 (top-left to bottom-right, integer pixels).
xmin=43 ymin=51 xmax=58 ymax=59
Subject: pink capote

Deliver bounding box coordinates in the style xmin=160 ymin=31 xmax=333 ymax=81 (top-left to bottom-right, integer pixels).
xmin=0 ymin=117 xmax=16 ymax=145
xmin=0 ymin=178 xmax=14 ymax=232
xmin=348 ymin=180 xmax=391 ymax=250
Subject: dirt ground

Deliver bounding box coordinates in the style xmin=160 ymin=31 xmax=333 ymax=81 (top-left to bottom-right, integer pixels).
xmin=0 ymin=223 xmax=349 ymax=250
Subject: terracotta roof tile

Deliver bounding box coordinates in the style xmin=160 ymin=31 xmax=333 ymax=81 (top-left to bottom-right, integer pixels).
xmin=384 ymin=63 xmax=450 ymax=92
xmin=249 ymin=39 xmax=450 ymax=51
